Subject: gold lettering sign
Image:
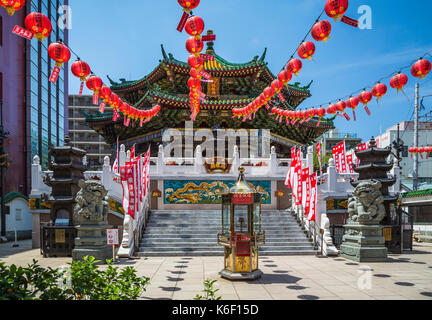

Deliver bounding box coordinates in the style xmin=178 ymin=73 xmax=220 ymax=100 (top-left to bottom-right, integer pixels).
xmin=275 ymin=190 xmax=285 ymax=198
xmin=207 ymin=77 xmax=220 ymax=96
xmin=382 ymin=227 xmax=392 ymax=241
xmin=55 ymin=229 xmax=66 ymax=244
xmin=203 ymin=157 xmax=232 ymax=174
xmin=152 ymin=190 xmax=162 ymax=198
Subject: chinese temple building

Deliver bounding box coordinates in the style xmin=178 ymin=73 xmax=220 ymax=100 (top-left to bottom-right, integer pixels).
xmin=85 ymin=31 xmax=335 ymax=157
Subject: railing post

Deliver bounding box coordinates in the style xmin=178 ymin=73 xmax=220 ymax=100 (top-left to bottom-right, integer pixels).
xmin=270 ymin=146 xmax=277 ymax=175
xmin=195 ymin=145 xmax=203 ymax=174
xmin=102 ymin=156 xmax=111 ymax=191
xmin=157 ymin=144 xmax=164 ymax=175
xmin=31 ymin=155 xmax=41 ymax=194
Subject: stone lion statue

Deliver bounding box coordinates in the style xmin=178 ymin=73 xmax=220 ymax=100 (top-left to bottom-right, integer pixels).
xmin=74 ymin=180 xmax=109 ymax=223
xmin=347 ymin=180 xmax=386 ymax=225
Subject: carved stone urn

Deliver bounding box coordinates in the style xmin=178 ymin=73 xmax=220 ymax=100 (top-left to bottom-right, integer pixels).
xmin=72 ymin=179 xmax=112 ymax=264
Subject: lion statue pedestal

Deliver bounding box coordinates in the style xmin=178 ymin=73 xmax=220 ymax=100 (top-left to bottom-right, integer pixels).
xmin=340 ymin=181 xmax=388 ymax=262
xmin=72 ymin=180 xmax=112 ymax=264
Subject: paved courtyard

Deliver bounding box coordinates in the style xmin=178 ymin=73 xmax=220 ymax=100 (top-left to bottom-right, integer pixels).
xmin=1 ymin=240 xmax=432 ymax=300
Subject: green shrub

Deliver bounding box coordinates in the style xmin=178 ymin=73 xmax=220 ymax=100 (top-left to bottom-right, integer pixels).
xmin=0 ymin=256 xmax=149 ymax=300
xmin=194 ymin=279 xmax=222 ymax=300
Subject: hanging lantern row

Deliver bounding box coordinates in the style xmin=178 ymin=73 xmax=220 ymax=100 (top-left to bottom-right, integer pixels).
xmin=269 ymin=107 xmax=327 ymax=127
xmin=236 ymin=0 xmax=343 ymax=123
xmin=409 ymin=147 xmax=432 ymax=159
xmin=185 ymin=14 xmax=205 ymax=121
xmin=179 ymin=0 xmax=215 ymax=122
xmin=176 ymin=0 xmax=200 ymax=32
xmin=0 ymin=0 xmax=25 ymax=16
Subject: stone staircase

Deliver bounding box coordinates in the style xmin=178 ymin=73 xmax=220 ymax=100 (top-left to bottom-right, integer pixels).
xmin=137 ymin=210 xmax=316 ymax=257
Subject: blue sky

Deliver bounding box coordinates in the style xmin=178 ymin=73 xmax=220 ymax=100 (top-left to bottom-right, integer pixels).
xmin=68 ymin=0 xmax=432 ymax=142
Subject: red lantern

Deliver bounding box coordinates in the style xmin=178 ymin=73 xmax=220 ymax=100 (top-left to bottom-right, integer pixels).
xmin=24 ymin=12 xmax=52 ymax=41
xmin=186 ymin=37 xmax=204 ymax=55
xmin=358 ymin=91 xmax=372 ymax=106
xmin=188 ymin=55 xmax=203 ymax=69
xmin=48 ymin=41 xmax=71 ymax=67
xmin=358 ymin=91 xmax=373 ymax=116
xmin=190 ymin=68 xmax=201 ymax=79
xmin=336 ymin=100 xmax=346 ymax=112
xmin=271 ymin=79 xmax=284 ymax=93
xmin=317 ymin=107 xmax=326 ymax=118
xmin=263 ymin=87 xmax=276 ymax=100
xmin=390 ymin=73 xmax=408 ymax=93
xmin=86 ymin=76 xmax=103 ymax=105
xmin=347 ymin=97 xmax=359 ymax=110
xmin=278 ymin=70 xmax=292 ymax=85
xmin=411 ymin=58 xmax=432 ymax=79
xmin=325 ymin=0 xmax=349 ymax=21
xmin=71 ymin=59 xmax=91 ymax=96
xmin=287 ymin=58 xmax=302 ymax=76
xmin=48 ymin=41 xmax=71 ymax=83
xmin=185 ymin=15 xmax=205 ymax=37
xmin=99 ymin=86 xmax=112 ymax=103
xmin=178 ymin=0 xmax=200 ymax=11
xmin=188 ymin=77 xmax=201 ymax=88
xmin=298 ymin=41 xmax=315 ymax=60
xmin=371 ymin=83 xmax=388 ymax=102
xmin=1 ymin=0 xmax=25 ymax=16
xmin=311 ymin=20 xmax=332 ymax=42
xmin=327 ymin=104 xmax=336 ymax=114
xmin=347 ymin=96 xmax=360 ymax=121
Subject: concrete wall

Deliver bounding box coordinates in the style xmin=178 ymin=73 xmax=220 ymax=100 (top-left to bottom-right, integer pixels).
xmin=2 ymin=198 xmax=32 ymax=241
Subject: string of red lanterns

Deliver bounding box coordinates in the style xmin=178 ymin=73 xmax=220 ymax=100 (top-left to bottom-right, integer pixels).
xmin=234 ymin=0 xmax=353 ymax=123
xmin=7 ymin=8 xmax=161 ymax=128
xmin=409 ymin=147 xmax=432 ymax=160
xmin=178 ymin=0 xmax=216 ymax=121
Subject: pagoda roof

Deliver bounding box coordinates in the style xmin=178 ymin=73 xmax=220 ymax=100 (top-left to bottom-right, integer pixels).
xmin=107 ymin=43 xmax=312 ymax=108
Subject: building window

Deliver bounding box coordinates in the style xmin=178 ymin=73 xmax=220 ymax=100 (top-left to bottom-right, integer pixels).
xmin=15 ymin=209 xmax=22 ymax=221
xmin=402 ymin=146 xmax=408 ymax=158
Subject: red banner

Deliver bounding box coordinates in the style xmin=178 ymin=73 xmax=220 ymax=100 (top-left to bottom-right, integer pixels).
xmin=200 ymin=54 xmax=215 ymax=61
xmin=341 ymin=15 xmax=359 ymax=28
xmin=308 ymin=173 xmax=317 ymax=222
xmin=12 ymin=25 xmax=33 ymax=40
xmin=202 ymin=34 xmax=216 ymax=42
xmin=79 ymin=82 xmax=84 ymax=96
xmin=49 ymin=67 xmax=61 ymax=83
xmin=233 ymin=193 xmax=253 ymax=204
xmin=302 ymin=168 xmax=310 ymax=215
xmin=93 ymin=93 xmax=98 ymax=105
xmin=99 ymin=102 xmax=106 ymax=113
xmin=177 ymin=11 xmax=189 ymax=32
xmin=346 ymin=154 xmax=355 ymax=173
xmin=199 ymin=70 xmax=212 ymax=80
xmin=277 ymin=92 xmax=286 ymax=102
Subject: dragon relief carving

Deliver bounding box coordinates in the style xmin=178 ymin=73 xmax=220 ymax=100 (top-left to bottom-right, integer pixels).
xmin=348 ymin=180 xmax=386 ymax=225
xmin=74 ymin=180 xmax=109 ymax=223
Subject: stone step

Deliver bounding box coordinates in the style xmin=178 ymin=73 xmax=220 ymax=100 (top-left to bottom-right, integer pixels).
xmin=139 ymin=242 xmax=313 ymax=248
xmin=141 ymin=237 xmax=311 ymax=242
xmin=139 ymin=209 xmax=314 ymax=256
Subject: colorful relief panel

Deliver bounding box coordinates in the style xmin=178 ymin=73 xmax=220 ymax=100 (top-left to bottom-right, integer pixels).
xmin=164 ymin=180 xmax=271 ymax=205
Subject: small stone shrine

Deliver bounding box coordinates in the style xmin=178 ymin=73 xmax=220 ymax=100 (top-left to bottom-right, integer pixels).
xmin=41 ymin=136 xmax=87 ymax=257
xmin=340 ymin=137 xmax=391 ymax=262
